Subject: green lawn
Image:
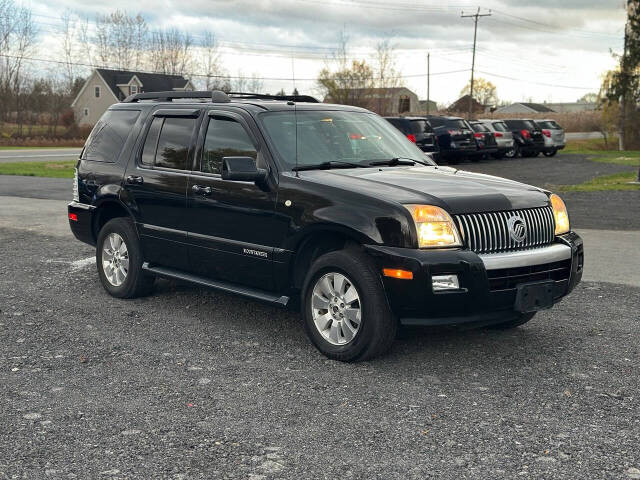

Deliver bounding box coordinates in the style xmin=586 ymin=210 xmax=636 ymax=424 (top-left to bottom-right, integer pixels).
xmin=0 ymin=146 xmax=74 ymax=150
xmin=0 ymin=160 xmax=76 ymax=178
xmin=555 ymin=172 xmax=640 ymax=192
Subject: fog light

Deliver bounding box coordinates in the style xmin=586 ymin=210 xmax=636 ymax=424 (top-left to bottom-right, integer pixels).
xmin=432 ymin=274 xmax=459 ymax=291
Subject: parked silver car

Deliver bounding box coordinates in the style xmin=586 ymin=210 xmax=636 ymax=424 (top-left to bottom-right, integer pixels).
xmin=536 ymin=119 xmax=565 ymax=157
xmin=477 ymin=119 xmax=515 ymax=159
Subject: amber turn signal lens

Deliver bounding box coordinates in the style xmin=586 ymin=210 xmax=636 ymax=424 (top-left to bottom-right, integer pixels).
xmin=383 ymin=268 xmax=414 ymax=280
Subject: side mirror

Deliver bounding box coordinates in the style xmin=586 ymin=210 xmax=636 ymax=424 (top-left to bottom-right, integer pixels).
xmin=221 ymin=156 xmax=268 ymax=183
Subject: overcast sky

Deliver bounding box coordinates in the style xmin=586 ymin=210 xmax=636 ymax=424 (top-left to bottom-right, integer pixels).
xmin=28 ymin=0 xmax=625 ymax=105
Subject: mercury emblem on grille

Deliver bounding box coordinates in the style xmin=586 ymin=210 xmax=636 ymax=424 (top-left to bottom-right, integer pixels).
xmin=507 ymin=215 xmax=527 ymax=243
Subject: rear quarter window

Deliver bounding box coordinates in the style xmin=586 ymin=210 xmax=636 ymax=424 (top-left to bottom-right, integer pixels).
xmin=410 ymin=120 xmax=430 ymax=134
xmin=81 ymin=110 xmax=140 ymax=163
xmin=386 ymin=118 xmax=408 ymax=133
xmin=492 ymin=121 xmax=508 ymax=132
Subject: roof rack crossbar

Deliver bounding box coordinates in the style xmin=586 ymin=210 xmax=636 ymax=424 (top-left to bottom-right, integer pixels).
xmin=227 ymin=92 xmax=319 ymax=103
xmin=122 ymin=90 xmax=319 ymax=104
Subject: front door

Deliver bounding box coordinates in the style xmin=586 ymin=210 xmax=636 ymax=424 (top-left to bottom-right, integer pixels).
xmin=123 ymin=108 xmax=200 ymax=268
xmin=185 ymin=110 xmax=278 ymax=290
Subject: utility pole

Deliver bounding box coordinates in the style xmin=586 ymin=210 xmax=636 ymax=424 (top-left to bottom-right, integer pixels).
xmin=462 ymin=7 xmax=491 ymax=120
xmin=426 ymin=52 xmax=430 ymax=115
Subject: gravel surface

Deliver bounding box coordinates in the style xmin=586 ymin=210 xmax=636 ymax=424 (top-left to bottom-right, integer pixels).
xmin=1 ymin=227 xmax=639 ymax=479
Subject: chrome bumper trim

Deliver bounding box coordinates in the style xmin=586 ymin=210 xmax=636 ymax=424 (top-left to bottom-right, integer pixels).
xmin=480 ymin=243 xmax=571 ymax=270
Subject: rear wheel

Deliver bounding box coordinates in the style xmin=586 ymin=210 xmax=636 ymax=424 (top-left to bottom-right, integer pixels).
xmin=505 ymin=144 xmax=519 ymax=158
xmin=96 ymin=217 xmax=155 ymax=298
xmin=488 ymin=312 xmax=536 ymax=330
xmin=302 ymin=248 xmax=397 ymax=362
xmin=543 ymin=148 xmax=558 ymax=157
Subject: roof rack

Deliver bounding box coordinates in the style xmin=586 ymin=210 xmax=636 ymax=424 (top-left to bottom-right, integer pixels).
xmin=122 ymin=90 xmax=319 ymax=104
xmin=227 ymin=92 xmax=319 ymax=103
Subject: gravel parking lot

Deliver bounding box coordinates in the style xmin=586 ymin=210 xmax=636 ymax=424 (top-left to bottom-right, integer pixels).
xmin=1 ymin=152 xmax=639 ymax=479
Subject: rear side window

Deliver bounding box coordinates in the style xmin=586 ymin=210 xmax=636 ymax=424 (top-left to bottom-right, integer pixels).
xmin=471 ymin=122 xmax=489 ymax=132
xmin=447 ymin=119 xmax=468 ymax=129
xmin=82 ymin=110 xmax=140 ymax=162
xmin=386 ymin=118 xmax=408 ymax=133
xmin=538 ymin=120 xmax=561 ymax=129
xmin=410 ymin=120 xmax=430 ymax=134
xmin=202 ymin=116 xmax=257 ymax=175
xmin=140 ymin=117 xmax=196 ymax=170
xmin=492 ymin=121 xmax=508 ymax=132
xmin=427 ymin=117 xmax=445 ymax=128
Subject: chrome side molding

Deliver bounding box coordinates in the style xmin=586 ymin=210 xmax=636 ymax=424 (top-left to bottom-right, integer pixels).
xmin=479 ymin=243 xmax=572 ymax=270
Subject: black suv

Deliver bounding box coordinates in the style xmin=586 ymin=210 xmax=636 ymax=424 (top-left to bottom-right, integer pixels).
xmin=468 ymin=120 xmax=498 ymax=161
xmin=503 ymin=119 xmax=545 ymax=157
xmin=384 ymin=116 xmax=439 ymax=159
xmin=425 ymin=115 xmax=476 ymax=164
xmin=68 ymin=91 xmax=583 ymax=362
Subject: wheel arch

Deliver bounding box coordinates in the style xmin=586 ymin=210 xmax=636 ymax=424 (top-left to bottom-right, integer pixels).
xmin=92 ymin=198 xmax=136 ymax=241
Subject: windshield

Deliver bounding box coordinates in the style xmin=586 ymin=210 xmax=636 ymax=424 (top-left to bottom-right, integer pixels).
xmin=259 ymin=110 xmax=434 ymax=170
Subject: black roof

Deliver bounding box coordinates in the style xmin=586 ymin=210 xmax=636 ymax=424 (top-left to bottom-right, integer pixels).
xmin=97 ymin=69 xmax=191 ymax=101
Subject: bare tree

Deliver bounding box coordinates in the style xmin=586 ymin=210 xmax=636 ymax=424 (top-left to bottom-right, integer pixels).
xmin=199 ymin=31 xmax=226 ymax=90
xmin=232 ymin=71 xmax=263 ymax=93
xmin=0 ymin=0 xmax=36 ymax=131
xmin=150 ymin=28 xmax=193 ymax=75
xmin=60 ymin=11 xmax=78 ymax=93
xmin=373 ymin=40 xmax=402 ymax=114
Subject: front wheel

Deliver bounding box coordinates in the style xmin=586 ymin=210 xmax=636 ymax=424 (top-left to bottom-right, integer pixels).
xmin=301 ymin=248 xmax=397 ymax=362
xmin=96 ymin=217 xmax=155 ymax=298
xmin=543 ymin=148 xmax=558 ymax=157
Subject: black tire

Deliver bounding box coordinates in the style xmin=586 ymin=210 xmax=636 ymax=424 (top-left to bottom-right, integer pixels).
xmin=505 ymin=144 xmax=519 ymax=159
xmin=96 ymin=217 xmax=155 ymax=299
xmin=488 ymin=312 xmax=536 ymax=330
xmin=543 ymin=148 xmax=558 ymax=157
xmin=301 ymin=247 xmax=397 ymax=362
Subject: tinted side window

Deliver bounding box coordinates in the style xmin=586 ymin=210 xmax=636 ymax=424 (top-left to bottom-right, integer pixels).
xmin=82 ymin=110 xmax=140 ymax=162
xmin=202 ymin=116 xmax=257 ymax=174
xmin=155 ymin=117 xmax=196 ymax=170
xmin=410 ymin=120 xmax=428 ymax=134
xmin=492 ymin=121 xmax=508 ymax=132
xmin=141 ymin=117 xmax=163 ymax=166
xmin=428 ymin=117 xmax=445 ymax=128
xmin=386 ymin=118 xmax=407 ymax=133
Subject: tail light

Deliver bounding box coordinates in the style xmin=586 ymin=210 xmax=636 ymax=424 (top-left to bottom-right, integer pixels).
xmin=542 ymin=129 xmax=551 ymax=137
xmin=474 ymin=132 xmax=484 ymax=138
xmin=406 ymin=134 xmax=417 ymax=143
xmin=520 ymin=129 xmax=531 ymax=139
xmin=495 ymin=132 xmax=503 ymax=137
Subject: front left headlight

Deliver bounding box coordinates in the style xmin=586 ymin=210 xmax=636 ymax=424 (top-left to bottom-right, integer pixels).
xmin=550 ymin=193 xmax=570 ymax=235
xmin=405 ymin=204 xmax=462 ymax=248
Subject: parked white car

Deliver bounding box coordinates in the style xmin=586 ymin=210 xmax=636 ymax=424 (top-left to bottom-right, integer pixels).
xmin=477 ymin=119 xmax=515 ymax=159
xmin=536 ymin=119 xmax=566 ymax=157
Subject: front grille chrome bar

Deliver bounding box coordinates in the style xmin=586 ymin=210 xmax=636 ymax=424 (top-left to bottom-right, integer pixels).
xmin=479 ymin=243 xmax=571 ymax=270
xmin=454 ymin=206 xmax=555 ymax=254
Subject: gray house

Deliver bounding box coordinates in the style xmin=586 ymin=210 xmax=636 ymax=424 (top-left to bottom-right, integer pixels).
xmin=72 ymin=68 xmax=194 ymax=126
xmin=495 ymin=102 xmax=555 ymax=114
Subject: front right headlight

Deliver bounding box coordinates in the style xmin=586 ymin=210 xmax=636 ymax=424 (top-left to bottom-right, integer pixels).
xmin=405 ymin=204 xmax=462 ymax=248
xmin=550 ymin=193 xmax=570 ymax=235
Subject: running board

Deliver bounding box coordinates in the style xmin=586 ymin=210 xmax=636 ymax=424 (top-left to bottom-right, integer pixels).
xmin=142 ymin=263 xmax=290 ymax=307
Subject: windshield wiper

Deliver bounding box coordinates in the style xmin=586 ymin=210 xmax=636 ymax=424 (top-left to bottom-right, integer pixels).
xmin=292 ymin=160 xmax=367 ymax=172
xmin=368 ymin=157 xmax=431 ymax=167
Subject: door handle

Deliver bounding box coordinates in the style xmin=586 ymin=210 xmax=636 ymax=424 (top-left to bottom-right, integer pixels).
xmin=126 ymin=175 xmax=144 ymax=185
xmin=192 ymin=184 xmax=212 ymax=196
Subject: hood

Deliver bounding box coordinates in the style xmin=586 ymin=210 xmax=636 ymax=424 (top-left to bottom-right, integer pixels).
xmin=294 ymin=165 xmax=550 ymax=214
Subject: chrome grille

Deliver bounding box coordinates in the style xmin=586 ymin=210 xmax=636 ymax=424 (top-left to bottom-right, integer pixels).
xmin=454 ymin=206 xmax=555 ymax=254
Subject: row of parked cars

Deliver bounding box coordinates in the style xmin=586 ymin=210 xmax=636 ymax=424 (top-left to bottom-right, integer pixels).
xmin=384 ymin=115 xmax=566 ymax=164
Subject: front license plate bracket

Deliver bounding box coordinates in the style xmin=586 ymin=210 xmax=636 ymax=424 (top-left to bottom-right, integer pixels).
xmin=514 ymin=281 xmax=555 ymax=313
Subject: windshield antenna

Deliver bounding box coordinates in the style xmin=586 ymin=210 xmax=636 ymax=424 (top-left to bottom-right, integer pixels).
xmin=288 ymin=100 xmax=299 ymax=177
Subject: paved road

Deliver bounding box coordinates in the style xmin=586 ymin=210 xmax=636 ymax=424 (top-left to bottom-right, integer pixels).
xmin=0 ymin=148 xmax=81 ymax=164
xmin=0 ymin=175 xmax=72 ymax=201
xmin=565 ymin=132 xmax=606 ymax=140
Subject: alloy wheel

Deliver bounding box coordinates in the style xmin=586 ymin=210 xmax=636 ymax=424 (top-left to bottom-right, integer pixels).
xmin=311 ymin=272 xmax=362 ymax=345
xmin=101 ymin=233 xmax=129 ymax=287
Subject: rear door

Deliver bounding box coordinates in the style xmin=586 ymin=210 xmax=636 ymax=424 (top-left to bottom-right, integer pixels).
xmin=184 ymin=109 xmax=278 ymax=290
xmin=123 ymin=108 xmax=200 ymax=268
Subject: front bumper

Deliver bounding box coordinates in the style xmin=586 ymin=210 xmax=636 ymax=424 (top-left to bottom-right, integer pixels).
xmin=365 ymin=232 xmax=583 ymax=327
